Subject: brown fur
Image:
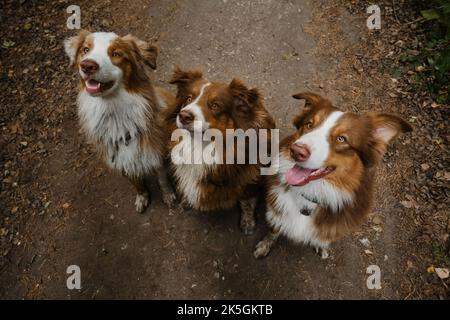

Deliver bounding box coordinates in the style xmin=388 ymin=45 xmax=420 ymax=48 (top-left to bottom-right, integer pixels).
xmin=66 ymin=31 xmax=176 ymax=212
xmin=165 ymin=67 xmax=275 ymax=211
xmin=70 ymin=31 xmax=167 ymax=170
xmin=276 ymin=92 xmax=412 ymax=243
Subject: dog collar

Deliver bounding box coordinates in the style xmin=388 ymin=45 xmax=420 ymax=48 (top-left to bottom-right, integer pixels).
xmin=300 ymin=207 xmax=312 ymax=216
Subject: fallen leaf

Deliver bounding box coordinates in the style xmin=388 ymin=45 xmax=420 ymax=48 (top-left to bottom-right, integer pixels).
xmin=400 ymin=201 xmax=413 ymax=208
xmin=372 ymin=226 xmax=383 ymax=233
xmin=415 ymin=65 xmax=425 ymax=72
xmin=435 ymin=268 xmax=449 ymax=279
xmin=281 ymin=52 xmax=290 ymax=60
xmin=1 ymin=40 xmax=15 ymax=49
xmin=444 ymin=172 xmax=450 ymax=181
xmin=62 ymin=202 xmax=71 ymax=209
xmin=400 ymin=199 xmax=419 ymax=209
xmin=427 ymin=265 xmax=435 ymax=273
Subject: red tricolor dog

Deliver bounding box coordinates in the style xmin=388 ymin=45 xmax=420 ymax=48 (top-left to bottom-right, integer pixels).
xmin=64 ymin=31 xmax=175 ymax=213
xmin=254 ymin=92 xmax=412 ymax=258
xmin=164 ymin=68 xmax=275 ymax=234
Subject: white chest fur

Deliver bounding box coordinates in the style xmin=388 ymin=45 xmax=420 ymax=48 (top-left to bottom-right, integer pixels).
xmin=267 ymin=157 xmax=353 ymax=247
xmin=269 ymin=184 xmax=321 ymax=246
xmin=171 ymin=134 xmax=216 ymax=207
xmin=77 ymin=89 xmax=162 ymax=176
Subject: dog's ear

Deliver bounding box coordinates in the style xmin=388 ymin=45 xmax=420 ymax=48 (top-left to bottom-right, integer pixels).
xmin=169 ymin=66 xmax=203 ymax=86
xmin=367 ymin=113 xmax=412 ymax=163
xmin=291 ymin=92 xmax=332 ymax=129
xmin=122 ymin=35 xmax=158 ymax=69
xmin=292 ymin=92 xmax=332 ymax=109
xmin=64 ymin=30 xmax=90 ymax=68
xmin=229 ymin=78 xmax=260 ymax=118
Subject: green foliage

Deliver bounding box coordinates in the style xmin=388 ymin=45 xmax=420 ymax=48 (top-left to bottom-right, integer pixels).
xmin=431 ymin=242 xmax=450 ymax=267
xmin=405 ymin=0 xmax=450 ymax=103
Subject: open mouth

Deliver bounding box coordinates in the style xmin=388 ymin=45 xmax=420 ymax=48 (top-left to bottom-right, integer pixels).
xmin=285 ymin=165 xmax=335 ymax=186
xmin=85 ymin=79 xmax=114 ymax=95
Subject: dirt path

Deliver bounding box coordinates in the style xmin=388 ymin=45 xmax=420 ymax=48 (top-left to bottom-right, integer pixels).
xmin=0 ymin=0 xmax=445 ymax=299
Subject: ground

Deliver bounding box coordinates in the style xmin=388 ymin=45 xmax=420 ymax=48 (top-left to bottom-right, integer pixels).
xmin=0 ymin=0 xmax=448 ymax=299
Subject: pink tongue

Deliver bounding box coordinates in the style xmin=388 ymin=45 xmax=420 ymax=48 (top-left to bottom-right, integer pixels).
xmin=285 ymin=166 xmax=314 ymax=186
xmin=85 ymin=80 xmax=101 ymax=94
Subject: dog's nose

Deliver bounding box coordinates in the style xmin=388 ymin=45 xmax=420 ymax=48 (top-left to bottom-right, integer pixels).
xmin=179 ymin=110 xmax=194 ymax=125
xmin=80 ymin=59 xmax=99 ymax=75
xmin=290 ymin=143 xmax=310 ymax=162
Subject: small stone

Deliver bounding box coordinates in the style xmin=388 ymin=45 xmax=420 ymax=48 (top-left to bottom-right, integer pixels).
xmin=420 ymin=163 xmax=430 ymax=171
xmin=372 ymin=215 xmax=382 ymax=224
xmin=359 ymin=238 xmax=371 ymax=247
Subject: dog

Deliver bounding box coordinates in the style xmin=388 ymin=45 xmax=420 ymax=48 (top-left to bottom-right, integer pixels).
xmin=64 ymin=30 xmax=176 ymax=213
xmin=163 ymin=67 xmax=275 ymax=234
xmin=254 ymin=92 xmax=412 ymax=258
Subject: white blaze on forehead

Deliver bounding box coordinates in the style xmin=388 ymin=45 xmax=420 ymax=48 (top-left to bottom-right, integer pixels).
xmin=295 ymin=111 xmax=344 ymax=169
xmin=83 ymin=32 xmax=118 ymax=63
xmin=179 ymin=82 xmax=211 ymax=131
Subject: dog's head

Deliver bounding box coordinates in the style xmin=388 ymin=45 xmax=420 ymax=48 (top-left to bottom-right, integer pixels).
xmin=169 ymin=67 xmax=265 ymax=133
xmin=285 ymin=92 xmax=412 ymax=187
xmin=64 ymin=30 xmax=158 ymax=96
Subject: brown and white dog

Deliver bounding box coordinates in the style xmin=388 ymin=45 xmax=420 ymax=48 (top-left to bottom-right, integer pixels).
xmin=254 ymin=92 xmax=412 ymax=258
xmin=163 ymin=68 xmax=275 ymax=234
xmin=64 ymin=31 xmax=175 ymax=213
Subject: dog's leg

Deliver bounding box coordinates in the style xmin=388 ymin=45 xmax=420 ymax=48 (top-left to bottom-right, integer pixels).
xmin=128 ymin=175 xmax=150 ymax=213
xmin=156 ymin=168 xmax=176 ymax=209
xmin=314 ymin=244 xmax=330 ymax=259
xmin=239 ymin=197 xmax=257 ymax=235
xmin=179 ymin=198 xmax=192 ymax=212
xmin=254 ymin=226 xmax=280 ymax=259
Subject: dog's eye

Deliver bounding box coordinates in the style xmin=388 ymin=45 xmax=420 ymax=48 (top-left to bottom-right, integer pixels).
xmin=186 ymin=95 xmax=193 ymax=104
xmin=112 ymin=50 xmax=120 ymax=57
xmin=336 ymin=135 xmax=346 ymax=143
xmin=210 ymin=102 xmax=220 ymax=112
xmin=82 ymin=47 xmax=90 ymax=54
xmin=305 ymin=120 xmax=313 ymax=129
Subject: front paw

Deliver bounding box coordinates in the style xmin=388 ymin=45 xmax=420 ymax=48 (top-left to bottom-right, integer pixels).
xmin=314 ymin=247 xmax=330 ymax=259
xmin=240 ymin=216 xmax=256 ymax=235
xmin=254 ymin=240 xmax=271 ymax=259
xmin=162 ymin=191 xmax=177 ymax=209
xmin=179 ymin=199 xmax=192 ymax=212
xmin=135 ymin=193 xmax=150 ymax=213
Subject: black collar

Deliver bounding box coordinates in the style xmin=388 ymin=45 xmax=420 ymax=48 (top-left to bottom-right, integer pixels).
xmin=300 ymin=207 xmax=312 ymax=216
